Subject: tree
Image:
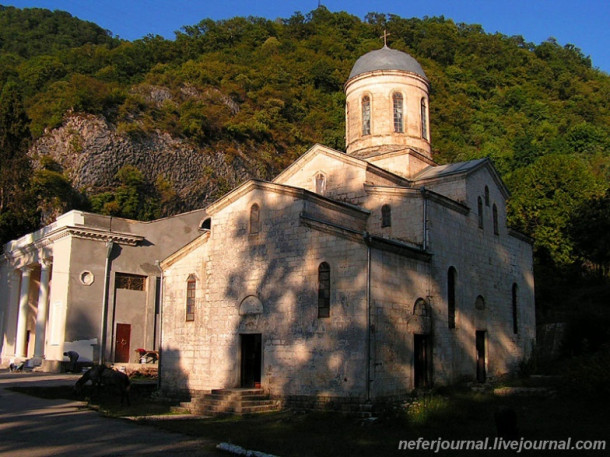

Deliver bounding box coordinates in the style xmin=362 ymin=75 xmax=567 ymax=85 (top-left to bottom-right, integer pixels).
xmin=507 ymin=154 xmax=604 ymax=266
xmin=569 ymin=190 xmax=610 ymax=276
xmin=0 ymin=82 xmax=34 ymax=245
xmin=90 ymin=165 xmax=160 ymax=220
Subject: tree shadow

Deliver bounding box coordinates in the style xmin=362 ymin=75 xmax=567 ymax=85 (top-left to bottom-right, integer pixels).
xmin=159 ymin=161 xmax=535 ymax=414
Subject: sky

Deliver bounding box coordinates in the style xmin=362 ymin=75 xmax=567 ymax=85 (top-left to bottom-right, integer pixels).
xmin=3 ymin=0 xmax=610 ymax=74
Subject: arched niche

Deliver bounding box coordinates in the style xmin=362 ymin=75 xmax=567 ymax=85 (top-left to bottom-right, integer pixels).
xmin=408 ymin=298 xmax=431 ymax=334
xmin=239 ymin=295 xmax=263 ymax=316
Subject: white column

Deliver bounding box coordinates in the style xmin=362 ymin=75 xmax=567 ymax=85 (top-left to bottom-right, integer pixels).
xmin=15 ymin=266 xmax=33 ymax=358
xmin=33 ymin=260 xmax=52 ymax=359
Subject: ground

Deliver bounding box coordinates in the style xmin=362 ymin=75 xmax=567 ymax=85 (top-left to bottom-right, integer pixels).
xmin=9 ymin=363 xmax=609 ymax=457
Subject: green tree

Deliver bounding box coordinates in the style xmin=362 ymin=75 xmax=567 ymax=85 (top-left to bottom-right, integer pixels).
xmin=569 ymin=190 xmax=610 ymax=276
xmin=0 ymin=82 xmax=36 ymax=246
xmin=507 ymin=154 xmax=604 ymax=266
xmin=90 ymin=165 xmax=160 ymax=220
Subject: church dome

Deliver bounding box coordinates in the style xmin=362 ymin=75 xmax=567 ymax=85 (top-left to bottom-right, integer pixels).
xmin=348 ymin=45 xmax=427 ymax=80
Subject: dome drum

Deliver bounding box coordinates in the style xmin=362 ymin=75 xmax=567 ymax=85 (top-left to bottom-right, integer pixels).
xmin=345 ymin=69 xmax=431 ymax=158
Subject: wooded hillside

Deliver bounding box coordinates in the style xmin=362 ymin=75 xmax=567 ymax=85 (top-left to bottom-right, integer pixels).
xmin=1 ymin=5 xmax=609 ymax=295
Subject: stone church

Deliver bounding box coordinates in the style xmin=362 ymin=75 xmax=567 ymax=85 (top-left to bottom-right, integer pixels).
xmin=158 ymin=45 xmax=536 ymax=405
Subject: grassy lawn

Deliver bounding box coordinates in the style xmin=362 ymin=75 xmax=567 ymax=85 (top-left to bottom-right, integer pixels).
xmin=10 ymin=379 xmax=608 ymax=457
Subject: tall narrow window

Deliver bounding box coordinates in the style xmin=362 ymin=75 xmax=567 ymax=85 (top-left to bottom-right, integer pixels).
xmin=484 ymin=186 xmax=490 ymax=206
xmin=362 ymin=96 xmax=371 ymax=136
xmin=448 ymin=267 xmax=456 ymax=329
xmin=493 ymin=204 xmax=499 ymax=235
xmin=421 ymin=98 xmax=428 ymax=140
xmin=381 ymin=204 xmax=392 ymax=228
xmin=318 ymin=262 xmax=331 ymax=318
xmin=512 ymin=283 xmax=518 ymax=334
xmin=315 ymin=173 xmax=326 ymax=195
xmin=186 ymin=276 xmax=196 ymax=321
xmin=478 ymin=197 xmax=484 ymax=229
xmin=392 ymin=93 xmax=404 ymax=133
xmin=249 ymin=203 xmax=260 ymax=235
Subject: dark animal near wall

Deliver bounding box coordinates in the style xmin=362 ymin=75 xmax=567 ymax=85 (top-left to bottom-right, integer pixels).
xmin=75 ymin=365 xmax=131 ymax=406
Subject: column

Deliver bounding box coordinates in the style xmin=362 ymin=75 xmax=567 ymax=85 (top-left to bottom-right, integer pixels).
xmin=33 ymin=260 xmax=52 ymax=359
xmin=15 ymin=266 xmax=33 ymax=358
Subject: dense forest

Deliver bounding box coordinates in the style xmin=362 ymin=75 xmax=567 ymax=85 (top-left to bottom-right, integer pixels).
xmin=0 ymin=5 xmax=609 ymax=324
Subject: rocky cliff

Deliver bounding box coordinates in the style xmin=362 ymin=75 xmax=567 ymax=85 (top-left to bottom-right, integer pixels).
xmin=29 ymin=113 xmax=260 ymax=215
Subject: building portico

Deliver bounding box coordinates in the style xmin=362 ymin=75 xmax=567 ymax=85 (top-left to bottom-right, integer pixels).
xmin=1 ymin=209 xmax=207 ymax=371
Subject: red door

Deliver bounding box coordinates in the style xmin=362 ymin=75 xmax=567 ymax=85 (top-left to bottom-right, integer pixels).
xmin=115 ymin=324 xmax=131 ymax=363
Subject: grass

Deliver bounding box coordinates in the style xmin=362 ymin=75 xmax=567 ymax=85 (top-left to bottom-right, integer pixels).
xmin=9 ymin=374 xmax=609 ymax=457
xmin=139 ymin=389 xmax=608 ymax=457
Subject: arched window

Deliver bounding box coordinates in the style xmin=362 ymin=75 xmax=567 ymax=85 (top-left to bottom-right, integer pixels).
xmin=200 ymin=217 xmax=211 ymax=231
xmin=493 ymin=204 xmax=499 ymax=235
xmin=249 ymin=203 xmax=260 ymax=235
xmin=381 ymin=204 xmax=392 ymax=228
xmin=484 ymin=186 xmax=490 ymax=206
xmin=315 ymin=173 xmax=326 ymax=195
xmin=475 ymin=295 xmax=486 ymax=310
xmin=421 ymin=98 xmax=428 ymax=140
xmin=448 ymin=267 xmax=457 ymax=329
xmin=512 ymin=283 xmax=518 ymax=334
xmin=318 ymin=262 xmax=331 ymax=318
xmin=186 ymin=275 xmax=196 ymax=321
xmin=362 ymin=96 xmax=371 ymax=136
xmin=392 ymin=93 xmax=404 ymax=133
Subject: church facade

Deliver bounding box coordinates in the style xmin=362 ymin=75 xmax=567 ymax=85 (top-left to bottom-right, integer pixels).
xmin=158 ymin=46 xmax=536 ymax=404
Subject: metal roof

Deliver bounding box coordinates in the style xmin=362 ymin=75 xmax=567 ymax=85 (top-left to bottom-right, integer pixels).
xmin=348 ymin=46 xmax=427 ymax=80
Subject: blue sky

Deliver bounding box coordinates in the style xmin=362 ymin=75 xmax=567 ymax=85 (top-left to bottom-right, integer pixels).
xmin=3 ymin=0 xmax=610 ymax=74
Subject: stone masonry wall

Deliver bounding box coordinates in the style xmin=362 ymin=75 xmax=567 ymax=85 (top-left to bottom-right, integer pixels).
xmin=161 ymin=186 xmax=371 ymax=399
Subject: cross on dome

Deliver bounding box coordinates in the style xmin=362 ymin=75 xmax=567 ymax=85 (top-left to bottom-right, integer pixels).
xmin=380 ymin=30 xmax=391 ymax=47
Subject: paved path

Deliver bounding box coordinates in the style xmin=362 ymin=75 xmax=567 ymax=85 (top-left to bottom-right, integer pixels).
xmin=0 ymin=370 xmax=219 ymax=456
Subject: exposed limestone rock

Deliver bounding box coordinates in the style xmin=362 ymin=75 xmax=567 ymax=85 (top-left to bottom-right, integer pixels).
xmin=29 ymin=113 xmax=257 ymax=215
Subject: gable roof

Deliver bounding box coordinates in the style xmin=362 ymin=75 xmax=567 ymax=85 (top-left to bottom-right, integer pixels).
xmin=273 ymin=143 xmax=412 ymax=187
xmin=414 ymin=158 xmax=510 ymax=199
xmin=205 ymin=178 xmax=369 ymax=219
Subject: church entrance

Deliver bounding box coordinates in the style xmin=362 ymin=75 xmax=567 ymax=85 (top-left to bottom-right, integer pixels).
xmin=414 ymin=334 xmax=429 ymax=388
xmin=240 ymin=333 xmax=262 ymax=388
xmin=476 ymin=330 xmax=486 ymax=383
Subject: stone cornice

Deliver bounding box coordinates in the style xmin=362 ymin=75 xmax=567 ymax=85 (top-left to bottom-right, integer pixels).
xmin=364 ymin=184 xmax=470 ymax=215
xmin=508 ymin=228 xmax=535 ymax=245
xmin=2 ymin=225 xmax=144 ymax=266
xmin=161 ymin=231 xmax=210 ymax=269
xmin=46 ymin=225 xmax=144 ymax=246
xmin=300 ymin=214 xmax=430 ymax=262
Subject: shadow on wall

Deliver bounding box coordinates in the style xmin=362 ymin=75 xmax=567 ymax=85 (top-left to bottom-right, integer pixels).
xmin=172 ymin=188 xmax=533 ymax=406
xmin=158 ymin=346 xmax=190 ymax=399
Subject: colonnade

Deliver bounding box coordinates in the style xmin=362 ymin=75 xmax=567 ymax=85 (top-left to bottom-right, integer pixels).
xmin=11 ymin=258 xmax=52 ymax=361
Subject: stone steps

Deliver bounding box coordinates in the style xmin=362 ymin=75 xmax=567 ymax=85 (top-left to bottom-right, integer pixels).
xmin=184 ymin=388 xmax=281 ymax=416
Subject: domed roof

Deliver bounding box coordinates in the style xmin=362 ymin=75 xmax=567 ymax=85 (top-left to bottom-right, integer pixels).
xmin=348 ymin=45 xmax=427 ymax=80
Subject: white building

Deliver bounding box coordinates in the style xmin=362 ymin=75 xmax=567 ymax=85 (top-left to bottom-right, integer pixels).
xmin=0 ymin=209 xmax=206 ymax=371
xmin=158 ymin=46 xmax=536 ymax=407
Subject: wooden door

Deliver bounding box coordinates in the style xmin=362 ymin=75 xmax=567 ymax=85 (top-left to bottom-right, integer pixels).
xmin=115 ymin=323 xmax=131 ymax=363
